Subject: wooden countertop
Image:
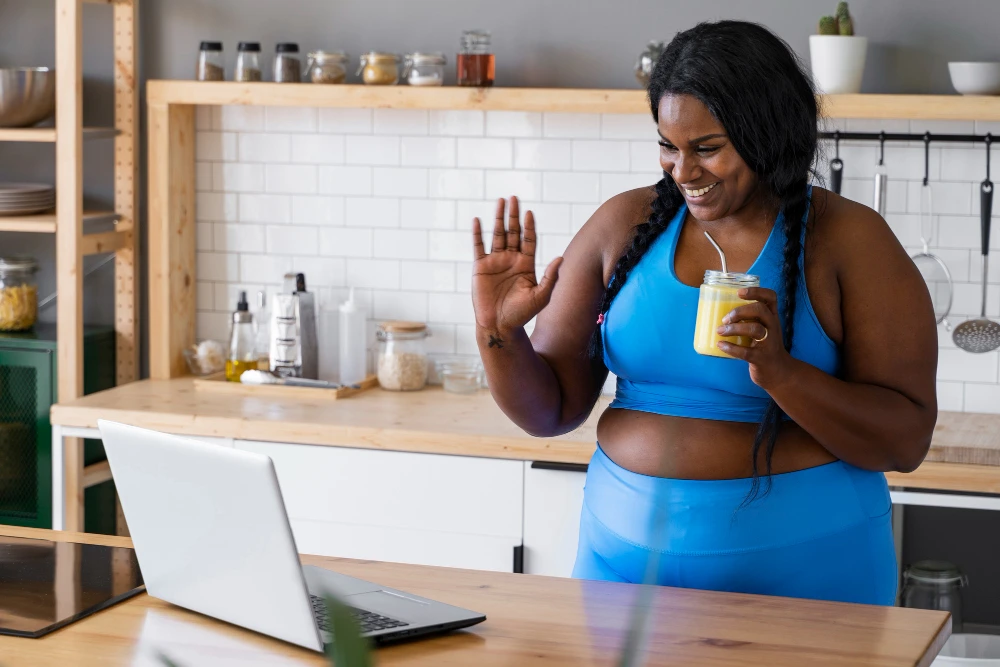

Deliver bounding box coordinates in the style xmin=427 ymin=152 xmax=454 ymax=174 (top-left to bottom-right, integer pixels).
xmin=50 ymin=378 xmax=1000 ymax=494
xmin=0 ymin=527 xmax=950 ymax=666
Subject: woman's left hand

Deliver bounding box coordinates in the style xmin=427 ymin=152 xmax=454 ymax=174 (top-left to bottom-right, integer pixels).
xmin=716 ymin=287 xmax=794 ymax=390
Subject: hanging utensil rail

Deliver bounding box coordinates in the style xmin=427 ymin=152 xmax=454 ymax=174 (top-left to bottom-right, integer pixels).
xmin=819 ymin=130 xmax=994 ymax=144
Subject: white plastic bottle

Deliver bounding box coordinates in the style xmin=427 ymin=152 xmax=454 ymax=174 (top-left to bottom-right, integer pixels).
xmin=338 ymin=288 xmax=368 ymax=385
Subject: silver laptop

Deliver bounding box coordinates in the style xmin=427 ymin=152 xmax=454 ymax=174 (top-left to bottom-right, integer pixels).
xmin=97 ymin=420 xmax=486 ymax=652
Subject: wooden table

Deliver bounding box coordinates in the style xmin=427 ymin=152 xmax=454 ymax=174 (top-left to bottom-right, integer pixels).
xmin=0 ymin=526 xmax=951 ymax=666
xmin=49 ymin=378 xmax=1000 ymax=531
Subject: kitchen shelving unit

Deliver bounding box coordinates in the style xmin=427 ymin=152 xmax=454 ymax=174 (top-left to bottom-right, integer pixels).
xmin=0 ymin=0 xmax=139 ymax=533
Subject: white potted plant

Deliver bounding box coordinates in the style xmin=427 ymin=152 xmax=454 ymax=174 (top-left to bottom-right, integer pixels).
xmin=809 ymin=2 xmax=868 ymax=94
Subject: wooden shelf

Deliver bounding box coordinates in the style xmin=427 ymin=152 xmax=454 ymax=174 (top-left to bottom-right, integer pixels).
xmin=147 ymin=81 xmax=1000 ymax=120
xmin=0 ymin=210 xmax=118 ymax=233
xmin=0 ymin=127 xmax=119 ymax=142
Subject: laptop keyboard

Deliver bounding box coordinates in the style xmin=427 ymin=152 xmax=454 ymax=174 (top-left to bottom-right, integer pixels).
xmin=310 ymin=594 xmax=409 ymax=634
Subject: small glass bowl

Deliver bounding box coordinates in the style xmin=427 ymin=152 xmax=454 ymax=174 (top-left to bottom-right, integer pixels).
xmin=435 ymin=357 xmax=484 ymax=394
xmin=183 ymin=339 xmax=227 ymax=376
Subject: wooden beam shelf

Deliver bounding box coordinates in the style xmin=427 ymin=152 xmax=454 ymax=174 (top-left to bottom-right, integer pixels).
xmin=0 ymin=210 xmax=117 ymax=233
xmin=147 ymin=80 xmax=1000 ymax=120
xmin=0 ymin=127 xmax=119 ymax=142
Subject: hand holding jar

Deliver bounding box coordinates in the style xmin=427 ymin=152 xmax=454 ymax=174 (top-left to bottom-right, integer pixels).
xmin=713 ymin=285 xmax=795 ymax=390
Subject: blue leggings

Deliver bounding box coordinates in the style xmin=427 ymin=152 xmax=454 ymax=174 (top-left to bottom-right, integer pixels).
xmin=573 ymin=445 xmax=897 ymax=605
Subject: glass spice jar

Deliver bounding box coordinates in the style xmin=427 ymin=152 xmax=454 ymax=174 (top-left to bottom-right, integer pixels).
xmin=196 ymin=41 xmax=224 ymax=81
xmin=234 ymin=41 xmax=263 ymax=82
xmin=305 ymin=50 xmax=349 ymax=84
xmin=901 ymin=561 xmax=968 ymax=633
xmin=0 ymin=257 xmax=39 ymax=332
xmin=403 ymin=52 xmax=446 ymax=86
xmin=376 ymin=321 xmax=429 ymax=391
xmin=457 ymin=29 xmax=494 ymax=87
xmin=692 ymin=271 xmax=759 ymax=358
xmin=358 ymin=52 xmax=400 ymax=85
xmin=273 ymin=42 xmax=302 ymax=83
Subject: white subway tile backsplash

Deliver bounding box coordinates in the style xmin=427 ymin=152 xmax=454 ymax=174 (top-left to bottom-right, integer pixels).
xmin=952 ymin=283 xmax=1000 ymax=317
xmin=374 ymin=229 xmax=428 ymax=260
xmin=630 ymin=140 xmax=661 ymax=174
xmin=346 ymin=135 xmax=401 ymax=166
xmin=374 ymin=290 xmax=429 ymax=321
xmin=401 ymin=199 xmax=456 ymax=230
xmin=572 ymin=202 xmax=601 ymax=232
xmin=965 ymin=383 xmax=1000 ymax=414
xmin=454 ymin=262 xmax=472 ymax=293
xmin=374 ymin=109 xmax=428 ymax=136
xmin=266 ymin=164 xmax=317 ymax=194
xmin=424 ymin=323 xmax=457 ymax=354
xmin=543 ymin=113 xmax=601 ymax=139
xmin=219 ymin=106 xmax=264 ymax=132
xmin=430 ymin=169 xmax=484 ymax=199
xmin=429 ymin=110 xmax=484 ymax=137
xmin=318 ymin=166 xmax=372 ymax=196
xmin=318 ymin=108 xmax=373 ymax=134
xmin=319 ymin=227 xmax=373 ymax=257
xmin=292 ymin=256 xmax=346 ymax=287
xmin=883 ymin=145 xmax=940 ymax=181
xmin=196 ymin=282 xmax=215 ymax=311
xmin=514 ymin=139 xmax=572 ymax=171
xmin=934 ymin=215 xmax=981 ymax=249
xmin=908 ymin=180 xmax=971 ymax=215
xmin=265 ymin=107 xmax=318 ymax=133
xmin=939 ymin=147 xmax=985 ymax=182
xmin=429 ymin=231 xmax=471 ymax=261
xmin=239 ymin=133 xmax=290 ymax=163
xmin=346 ymin=259 xmax=400 ymax=289
xmin=292 ymin=195 xmax=344 ymax=226
xmin=485 ymin=170 xmax=542 ymax=201
xmin=544 ymin=172 xmax=599 ymax=203
xmin=456 ymin=200 xmax=499 ymax=230
xmin=938 ymin=348 xmax=999 ymax=383
xmin=240 ymin=254 xmax=293 ymax=284
xmin=215 ymin=283 xmax=265 ymax=314
xmin=197 ymin=192 xmax=238 ymax=222
xmin=214 ymin=223 xmax=265 ymax=253
xmin=346 ymin=197 xmax=400 ymax=228
xmin=214 ymin=163 xmax=264 ymax=193
xmin=238 ymin=194 xmax=290 ymax=224
xmin=196 ymin=162 xmax=213 ymax=192
xmin=197 ymin=223 xmax=214 ymax=251
xmin=455 ymin=324 xmax=478 ymax=354
xmin=601 ymin=114 xmax=656 ymax=140
xmin=291 ymin=134 xmax=345 ymax=165
xmin=486 ymin=111 xmax=543 ymax=138
xmin=197 ymin=132 xmax=237 ymax=162
xmin=457 ymin=138 xmax=514 ymax=169
xmin=937 ymin=381 xmax=965 ymax=411
xmin=601 ymin=173 xmax=655 ymax=203
xmin=539 ymin=233 xmax=574 ymax=265
xmin=429 ymin=292 xmax=474 ymax=324
xmin=197 ymin=252 xmax=239 ymax=282
xmin=401 ymin=261 xmax=455 ymax=292
xmin=196 ymin=106 xmax=214 ymax=131
xmin=373 ymin=167 xmax=429 ymax=198
xmin=401 ymin=137 xmax=456 ymax=167
xmin=573 ymin=140 xmax=630 ymax=173
xmin=266 ymin=225 xmax=319 ymax=256
xmin=197 ymin=312 xmax=230 ymax=343
xmin=524 ymin=202 xmax=571 ymax=234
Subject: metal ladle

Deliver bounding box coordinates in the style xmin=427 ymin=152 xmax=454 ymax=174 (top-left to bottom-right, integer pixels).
xmin=953 ymin=133 xmax=1000 ymax=353
xmin=704 ymin=230 xmax=728 ymax=273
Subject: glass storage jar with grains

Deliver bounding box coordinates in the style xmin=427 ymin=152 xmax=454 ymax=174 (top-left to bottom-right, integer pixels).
xmin=376 ymin=321 xmax=429 ymax=391
xmin=273 ymin=42 xmax=302 ymax=83
xmin=234 ymin=42 xmax=263 ymax=82
xmin=196 ymin=41 xmax=224 ymax=81
xmin=358 ymin=52 xmax=400 ymax=85
xmin=403 ymin=52 xmax=446 ymax=86
xmin=457 ymin=30 xmax=494 ymax=87
xmin=0 ymin=257 xmax=38 ymax=332
xmin=305 ymin=50 xmax=349 ymax=84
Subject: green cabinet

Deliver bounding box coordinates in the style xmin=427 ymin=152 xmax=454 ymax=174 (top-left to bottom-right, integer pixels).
xmin=0 ymin=324 xmax=117 ymax=532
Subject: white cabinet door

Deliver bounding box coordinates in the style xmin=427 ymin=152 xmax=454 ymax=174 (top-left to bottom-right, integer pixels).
xmin=522 ymin=462 xmax=587 ymax=577
xmin=234 ymin=440 xmax=523 ymax=572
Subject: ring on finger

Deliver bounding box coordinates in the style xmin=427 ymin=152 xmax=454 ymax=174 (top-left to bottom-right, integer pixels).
xmin=752 ymin=328 xmax=768 ymax=344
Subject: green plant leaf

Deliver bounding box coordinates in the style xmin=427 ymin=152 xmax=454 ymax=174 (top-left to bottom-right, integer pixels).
xmin=157 ymin=652 xmax=184 ymax=667
xmin=323 ymin=592 xmax=373 ymax=667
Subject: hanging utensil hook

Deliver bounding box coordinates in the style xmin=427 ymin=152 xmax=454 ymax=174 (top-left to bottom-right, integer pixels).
xmin=923 ymin=132 xmax=931 ymax=187
xmin=829 ymin=130 xmax=844 ymax=194
xmin=986 ymin=132 xmax=992 ymax=182
xmin=834 ymin=130 xmax=840 ymax=159
xmin=878 ymin=131 xmax=886 ymax=166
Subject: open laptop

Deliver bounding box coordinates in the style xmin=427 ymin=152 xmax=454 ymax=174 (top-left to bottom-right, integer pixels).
xmin=97 ymin=420 xmax=486 ymax=652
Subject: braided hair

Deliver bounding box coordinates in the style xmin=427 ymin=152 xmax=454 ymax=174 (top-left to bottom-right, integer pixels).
xmin=590 ymin=21 xmax=818 ymax=501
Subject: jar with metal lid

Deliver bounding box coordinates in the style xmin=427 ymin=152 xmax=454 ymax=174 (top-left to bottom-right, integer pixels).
xmin=634 ymin=40 xmax=666 ymax=88
xmin=901 ymin=561 xmax=967 ymax=633
xmin=376 ymin=321 xmax=429 ymax=391
xmin=457 ymin=29 xmax=494 ymax=87
xmin=305 ymin=50 xmax=349 ymax=84
xmin=273 ymin=42 xmax=302 ymax=83
xmin=358 ymin=52 xmax=400 ymax=85
xmin=196 ymin=41 xmax=224 ymax=81
xmin=403 ymin=52 xmax=446 ymax=86
xmin=692 ymin=271 xmax=760 ymax=358
xmin=0 ymin=257 xmax=39 ymax=332
xmin=234 ymin=41 xmax=263 ymax=82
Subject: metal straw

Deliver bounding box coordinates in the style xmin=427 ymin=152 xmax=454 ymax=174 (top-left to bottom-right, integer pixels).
xmin=703 ymin=230 xmax=728 ymax=273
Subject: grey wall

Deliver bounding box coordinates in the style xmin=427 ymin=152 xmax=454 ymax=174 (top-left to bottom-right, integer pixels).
xmin=2 ymin=0 xmax=1000 ymax=625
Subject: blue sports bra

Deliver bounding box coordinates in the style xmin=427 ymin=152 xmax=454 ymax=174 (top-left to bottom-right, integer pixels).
xmin=601 ymin=191 xmax=839 ymax=423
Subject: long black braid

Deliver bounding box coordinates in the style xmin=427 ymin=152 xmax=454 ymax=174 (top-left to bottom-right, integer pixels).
xmin=589 ymin=21 xmax=819 ymax=502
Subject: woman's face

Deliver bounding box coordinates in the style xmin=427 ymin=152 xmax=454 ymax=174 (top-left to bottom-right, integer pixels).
xmin=657 ymin=93 xmax=760 ymax=221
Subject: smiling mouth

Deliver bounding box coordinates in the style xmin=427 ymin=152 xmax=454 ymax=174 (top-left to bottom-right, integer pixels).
xmin=683 ymin=182 xmax=718 ymax=198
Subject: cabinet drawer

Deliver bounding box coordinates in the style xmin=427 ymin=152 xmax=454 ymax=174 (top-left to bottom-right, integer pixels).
xmin=523 ymin=462 xmax=587 ymax=577
xmin=234 ymin=441 xmax=523 ymax=539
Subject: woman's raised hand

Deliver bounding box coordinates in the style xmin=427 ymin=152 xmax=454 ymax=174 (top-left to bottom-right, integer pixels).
xmin=471 ymin=196 xmax=563 ymax=334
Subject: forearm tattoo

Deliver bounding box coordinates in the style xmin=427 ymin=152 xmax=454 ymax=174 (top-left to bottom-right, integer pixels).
xmin=488 ymin=333 xmax=505 ymax=349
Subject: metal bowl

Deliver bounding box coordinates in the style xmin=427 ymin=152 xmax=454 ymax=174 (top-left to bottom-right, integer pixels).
xmin=0 ymin=68 xmax=56 ymax=128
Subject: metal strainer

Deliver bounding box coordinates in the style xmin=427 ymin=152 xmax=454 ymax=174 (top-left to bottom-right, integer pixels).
xmin=911 ymin=180 xmax=953 ymax=329
xmin=953 ymin=134 xmax=1000 ymax=353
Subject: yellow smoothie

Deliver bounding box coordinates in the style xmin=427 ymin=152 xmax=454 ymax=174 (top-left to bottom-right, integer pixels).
xmin=693 ymin=284 xmax=755 ymax=358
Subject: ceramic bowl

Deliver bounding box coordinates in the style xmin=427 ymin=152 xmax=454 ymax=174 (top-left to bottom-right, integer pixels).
xmin=948 ymin=62 xmax=1000 ymax=95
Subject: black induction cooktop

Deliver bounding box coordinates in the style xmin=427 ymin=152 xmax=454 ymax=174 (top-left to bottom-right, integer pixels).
xmin=0 ymin=535 xmax=144 ymax=638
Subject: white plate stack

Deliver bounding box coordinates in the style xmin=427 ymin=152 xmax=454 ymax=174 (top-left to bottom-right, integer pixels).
xmin=0 ymin=182 xmax=56 ymax=216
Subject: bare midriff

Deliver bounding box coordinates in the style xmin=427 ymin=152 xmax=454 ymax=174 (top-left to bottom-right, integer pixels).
xmin=595 ymin=407 xmax=837 ymax=480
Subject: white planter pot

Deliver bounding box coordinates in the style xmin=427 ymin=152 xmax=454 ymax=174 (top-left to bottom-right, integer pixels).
xmin=809 ymin=35 xmax=868 ymax=94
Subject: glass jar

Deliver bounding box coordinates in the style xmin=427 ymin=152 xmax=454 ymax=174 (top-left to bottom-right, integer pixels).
xmin=403 ymin=52 xmax=446 ymax=86
xmin=273 ymin=42 xmax=302 ymax=83
xmin=358 ymin=52 xmax=400 ymax=85
xmin=0 ymin=257 xmax=39 ymax=332
xmin=457 ymin=29 xmax=494 ymax=87
xmin=692 ymin=270 xmax=759 ymax=358
xmin=634 ymin=40 xmax=666 ymax=88
xmin=901 ymin=561 xmax=967 ymax=633
xmin=196 ymin=41 xmax=224 ymax=81
xmin=305 ymin=50 xmax=349 ymax=84
xmin=234 ymin=42 xmax=263 ymax=82
xmin=376 ymin=321 xmax=429 ymax=391
xmin=435 ymin=357 xmax=483 ymax=394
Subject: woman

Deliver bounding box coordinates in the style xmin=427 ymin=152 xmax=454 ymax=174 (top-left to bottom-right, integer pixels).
xmin=470 ymin=21 xmax=937 ymax=605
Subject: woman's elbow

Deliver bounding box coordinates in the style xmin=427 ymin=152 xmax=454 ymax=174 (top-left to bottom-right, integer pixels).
xmin=891 ymin=410 xmax=936 ymax=473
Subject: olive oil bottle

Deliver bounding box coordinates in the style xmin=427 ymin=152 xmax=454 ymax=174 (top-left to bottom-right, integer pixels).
xmin=226 ymin=291 xmax=257 ymax=382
